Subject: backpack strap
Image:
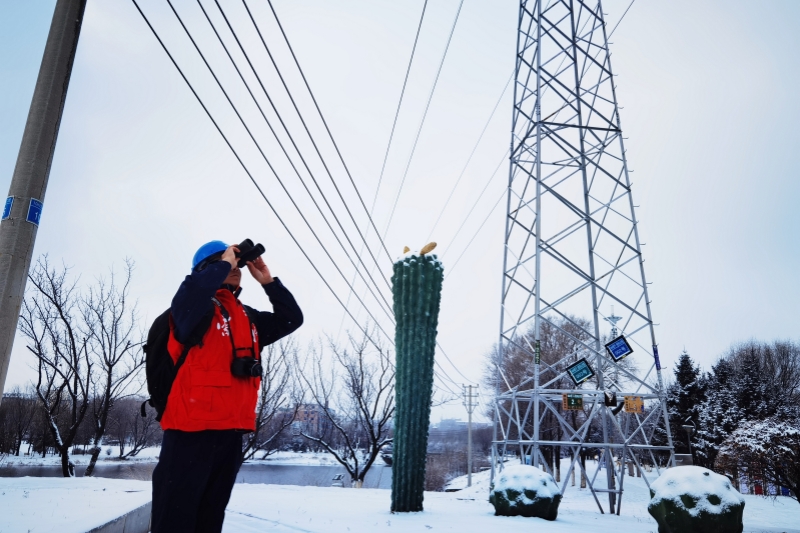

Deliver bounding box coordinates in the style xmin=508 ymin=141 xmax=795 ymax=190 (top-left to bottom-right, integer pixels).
xmin=173 ymin=342 xmax=193 ymax=374
xmin=140 ymin=307 xmax=213 ymax=419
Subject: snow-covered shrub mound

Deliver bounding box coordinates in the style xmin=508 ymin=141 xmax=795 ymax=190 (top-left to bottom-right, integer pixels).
xmin=489 ymin=464 xmax=561 ymax=520
xmin=648 ymin=465 xmax=745 ymax=533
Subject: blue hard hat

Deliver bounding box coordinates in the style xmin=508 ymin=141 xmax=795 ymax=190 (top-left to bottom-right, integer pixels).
xmin=192 ymin=240 xmax=228 ymax=270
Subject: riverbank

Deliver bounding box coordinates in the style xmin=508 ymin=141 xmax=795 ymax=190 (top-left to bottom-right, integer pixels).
xmin=0 ymin=448 xmax=345 ymax=467
xmin=0 ymin=461 xmax=393 ymax=489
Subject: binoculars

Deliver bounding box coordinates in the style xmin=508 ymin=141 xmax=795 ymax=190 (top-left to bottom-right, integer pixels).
xmin=235 ymin=239 xmax=265 ymax=268
xmin=195 ymin=238 xmax=265 ymax=272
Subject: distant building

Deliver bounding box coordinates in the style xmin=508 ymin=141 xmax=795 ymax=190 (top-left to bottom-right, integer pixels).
xmin=284 ymin=404 xmax=334 ymax=436
xmin=428 ymin=418 xmax=492 ymax=453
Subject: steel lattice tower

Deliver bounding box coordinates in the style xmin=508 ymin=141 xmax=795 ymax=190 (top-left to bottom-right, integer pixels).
xmin=491 ymin=0 xmax=675 ymax=515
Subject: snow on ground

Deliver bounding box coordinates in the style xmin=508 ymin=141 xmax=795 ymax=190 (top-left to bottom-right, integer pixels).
xmin=1 ymin=459 xmax=798 ymax=533
xmin=224 ymin=461 xmax=800 ymax=533
xmin=0 ymin=477 xmax=151 ymax=533
xmin=245 ymin=451 xmax=343 ymax=466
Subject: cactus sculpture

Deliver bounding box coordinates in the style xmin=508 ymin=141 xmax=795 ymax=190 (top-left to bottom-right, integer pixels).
xmin=391 ymin=243 xmax=444 ymax=513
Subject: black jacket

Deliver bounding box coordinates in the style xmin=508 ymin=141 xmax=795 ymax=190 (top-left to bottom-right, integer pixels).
xmin=170 ymin=261 xmax=303 ymax=350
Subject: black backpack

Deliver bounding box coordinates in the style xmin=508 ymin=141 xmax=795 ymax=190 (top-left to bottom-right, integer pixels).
xmin=140 ymin=307 xmax=214 ymax=421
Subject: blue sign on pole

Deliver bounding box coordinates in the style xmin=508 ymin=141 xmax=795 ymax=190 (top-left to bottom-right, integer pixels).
xmin=605 ymin=335 xmax=633 ymax=361
xmin=2 ymin=197 xmax=13 ymax=220
xmin=26 ymin=198 xmax=43 ymax=226
xmin=653 ymin=344 xmax=661 ymax=370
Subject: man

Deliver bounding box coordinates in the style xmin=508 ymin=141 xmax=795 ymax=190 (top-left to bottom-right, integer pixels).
xmin=151 ymin=240 xmax=303 ymax=533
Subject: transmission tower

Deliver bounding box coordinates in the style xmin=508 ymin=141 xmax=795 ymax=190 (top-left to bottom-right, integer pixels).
xmin=491 ymin=0 xmax=675 ymax=515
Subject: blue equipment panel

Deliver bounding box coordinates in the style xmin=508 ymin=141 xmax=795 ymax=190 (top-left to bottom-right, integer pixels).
xmin=566 ymin=358 xmax=595 ymax=385
xmin=605 ymin=336 xmax=633 ymax=361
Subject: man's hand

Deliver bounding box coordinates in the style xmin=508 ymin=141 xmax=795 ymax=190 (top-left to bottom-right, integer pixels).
xmin=221 ymin=245 xmax=239 ymax=269
xmin=246 ymin=256 xmax=274 ymax=285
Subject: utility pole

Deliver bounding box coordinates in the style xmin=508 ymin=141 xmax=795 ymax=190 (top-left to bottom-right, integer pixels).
xmin=462 ymin=384 xmax=478 ymax=487
xmin=0 ymin=0 xmax=88 ymax=405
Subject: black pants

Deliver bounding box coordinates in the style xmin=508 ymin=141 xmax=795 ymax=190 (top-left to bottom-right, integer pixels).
xmin=151 ymin=429 xmax=243 ymax=533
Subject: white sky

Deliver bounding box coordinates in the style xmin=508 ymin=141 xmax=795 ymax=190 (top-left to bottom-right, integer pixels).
xmin=2 ymin=0 xmax=800 ymax=422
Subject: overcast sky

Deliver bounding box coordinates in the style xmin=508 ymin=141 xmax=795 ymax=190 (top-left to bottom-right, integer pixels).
xmin=2 ymin=0 xmax=800 ymax=422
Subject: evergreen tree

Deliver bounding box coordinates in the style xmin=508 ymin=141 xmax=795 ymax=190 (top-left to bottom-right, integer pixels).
xmin=732 ymin=346 xmax=775 ymax=420
xmin=666 ymin=351 xmax=706 ymax=460
xmin=695 ymin=358 xmax=740 ymax=468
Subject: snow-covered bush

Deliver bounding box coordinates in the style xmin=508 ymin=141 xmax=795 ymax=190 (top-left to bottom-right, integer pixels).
xmin=489 ymin=464 xmax=561 ymax=520
xmin=716 ymin=416 xmax=800 ymax=503
xmin=648 ymin=466 xmax=745 ymax=533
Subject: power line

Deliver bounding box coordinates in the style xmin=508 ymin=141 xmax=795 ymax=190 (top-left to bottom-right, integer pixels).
xmin=445 ymin=188 xmax=505 ymax=279
xmin=426 ymin=71 xmax=513 ymax=242
xmin=436 ymin=341 xmax=476 ymax=385
xmin=340 ymin=0 xmax=468 ymax=343
xmin=131 ymin=0 xmax=393 ymax=347
xmin=196 ymin=0 xmax=394 ymax=318
xmin=166 ymin=0 xmax=396 ymax=324
xmin=382 ymin=0 xmax=465 ymax=239
xmin=233 ymin=0 xmax=393 ymax=288
xmin=134 ymin=2 xmax=466 ymax=402
xmin=441 ymin=150 xmax=508 ymax=259
xmin=200 ymin=0 xmax=463 ymax=393
xmin=372 ymin=0 xmax=429 ymax=218
xmin=609 ymin=0 xmax=636 ymax=37
xmin=337 ymin=0 xmax=430 ymax=338
xmin=171 ymin=0 xmax=400 ymax=339
xmin=195 ymin=0 xmax=393 ymax=318
xmin=252 ymin=0 xmax=394 ymax=266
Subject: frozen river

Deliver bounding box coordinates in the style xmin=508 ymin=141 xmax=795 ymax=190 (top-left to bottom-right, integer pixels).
xmin=0 ymin=462 xmax=392 ymax=489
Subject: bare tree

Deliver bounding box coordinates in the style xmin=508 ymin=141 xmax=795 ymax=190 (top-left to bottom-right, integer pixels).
xmin=19 ymin=257 xmax=91 ymax=477
xmin=0 ymin=386 xmax=37 ymax=456
xmin=242 ymin=338 xmax=299 ymax=462
xmin=82 ymin=260 xmax=144 ymax=475
xmin=483 ymin=316 xmax=636 ymax=483
xmin=106 ymin=397 xmax=159 ymax=459
xmin=18 ymin=256 xmax=146 ymax=477
xmin=296 ymin=334 xmax=395 ymax=487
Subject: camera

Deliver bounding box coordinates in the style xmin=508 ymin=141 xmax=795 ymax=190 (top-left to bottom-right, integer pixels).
xmin=231 ymin=356 xmax=263 ymax=378
xmin=235 ymin=239 xmax=265 ymax=268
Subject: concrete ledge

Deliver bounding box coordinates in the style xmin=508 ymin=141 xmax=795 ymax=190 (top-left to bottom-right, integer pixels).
xmin=87 ymin=502 xmax=151 ymax=533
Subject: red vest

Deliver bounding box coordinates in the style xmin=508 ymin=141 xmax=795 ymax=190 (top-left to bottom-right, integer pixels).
xmin=161 ymin=289 xmax=260 ymax=432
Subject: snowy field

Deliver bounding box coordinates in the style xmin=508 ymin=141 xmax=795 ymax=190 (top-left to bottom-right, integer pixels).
xmin=1 ymin=464 xmax=798 ymax=532
xmin=222 ymin=467 xmax=800 ymax=533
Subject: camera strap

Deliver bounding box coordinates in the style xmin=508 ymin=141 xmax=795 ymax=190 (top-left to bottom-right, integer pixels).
xmin=211 ymin=296 xmax=254 ymax=359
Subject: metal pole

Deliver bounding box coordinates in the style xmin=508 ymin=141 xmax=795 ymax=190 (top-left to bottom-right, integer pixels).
xmin=0 ymin=0 xmax=87 ymax=404
xmin=566 ymin=0 xmax=614 ymax=513
xmin=491 ymin=0 xmax=525 ymax=485
xmin=467 ymin=388 xmax=473 ymax=487
xmin=531 ymin=0 xmax=543 ymax=472
xmin=463 ymin=384 xmax=477 ymax=487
